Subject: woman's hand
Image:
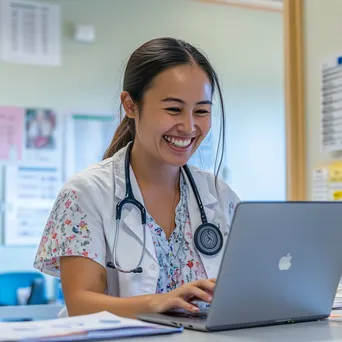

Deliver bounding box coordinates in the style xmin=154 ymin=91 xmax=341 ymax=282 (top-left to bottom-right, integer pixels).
xmin=149 ymin=278 xmax=216 ymax=313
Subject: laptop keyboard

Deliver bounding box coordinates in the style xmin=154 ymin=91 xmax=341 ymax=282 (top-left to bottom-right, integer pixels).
xmin=166 ymin=311 xmax=208 ymax=319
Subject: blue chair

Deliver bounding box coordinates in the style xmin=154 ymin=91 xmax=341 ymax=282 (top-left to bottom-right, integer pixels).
xmin=0 ymin=272 xmax=48 ymax=306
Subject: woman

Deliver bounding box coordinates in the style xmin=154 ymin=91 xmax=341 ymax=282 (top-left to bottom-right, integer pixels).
xmin=33 ymin=37 xmax=240 ymax=318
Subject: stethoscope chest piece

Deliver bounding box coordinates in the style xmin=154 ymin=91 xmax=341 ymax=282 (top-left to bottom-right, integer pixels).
xmin=194 ymin=223 xmax=223 ymax=256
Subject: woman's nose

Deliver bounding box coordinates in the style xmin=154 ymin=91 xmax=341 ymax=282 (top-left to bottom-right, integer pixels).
xmin=178 ymin=112 xmax=195 ymax=134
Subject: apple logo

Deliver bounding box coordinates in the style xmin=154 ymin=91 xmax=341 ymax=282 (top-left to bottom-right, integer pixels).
xmin=279 ymin=253 xmax=292 ymax=271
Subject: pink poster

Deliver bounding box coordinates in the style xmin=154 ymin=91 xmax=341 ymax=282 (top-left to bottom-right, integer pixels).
xmin=0 ymin=106 xmax=24 ymax=160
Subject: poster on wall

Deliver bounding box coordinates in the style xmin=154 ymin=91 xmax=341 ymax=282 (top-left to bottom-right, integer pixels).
xmin=312 ymin=161 xmax=342 ymax=202
xmin=0 ymin=106 xmax=24 ymax=161
xmin=3 ymin=165 xmax=62 ymax=246
xmin=22 ymin=107 xmax=62 ymax=165
xmin=0 ymin=0 xmax=61 ymax=66
xmin=0 ymin=106 xmax=63 ymax=166
xmin=321 ymin=55 xmax=342 ymax=152
xmin=64 ymin=113 xmax=117 ymax=181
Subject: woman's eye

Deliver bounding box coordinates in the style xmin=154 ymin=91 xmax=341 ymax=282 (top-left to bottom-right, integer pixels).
xmin=195 ymin=110 xmax=210 ymax=116
xmin=165 ymin=107 xmax=181 ymax=113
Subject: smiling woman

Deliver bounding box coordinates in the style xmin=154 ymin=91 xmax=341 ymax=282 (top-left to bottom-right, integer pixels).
xmin=103 ymin=38 xmax=225 ymax=179
xmin=33 ymin=37 xmax=240 ymax=319
xmin=121 ymin=63 xmax=213 ymax=171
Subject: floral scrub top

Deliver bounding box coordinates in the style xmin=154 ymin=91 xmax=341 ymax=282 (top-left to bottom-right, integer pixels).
xmin=33 ymin=188 xmax=99 ymax=275
xmin=148 ymin=172 xmax=207 ymax=293
xmin=33 ymin=171 xmax=207 ymax=292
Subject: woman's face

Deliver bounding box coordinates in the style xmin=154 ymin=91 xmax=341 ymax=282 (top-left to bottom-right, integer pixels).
xmin=124 ymin=64 xmax=212 ymax=167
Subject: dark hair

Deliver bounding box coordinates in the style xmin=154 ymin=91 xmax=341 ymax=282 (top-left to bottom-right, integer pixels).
xmin=103 ymin=37 xmax=226 ymax=183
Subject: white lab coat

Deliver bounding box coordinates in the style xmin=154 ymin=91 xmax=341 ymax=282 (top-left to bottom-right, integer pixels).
xmin=57 ymin=144 xmax=239 ymax=317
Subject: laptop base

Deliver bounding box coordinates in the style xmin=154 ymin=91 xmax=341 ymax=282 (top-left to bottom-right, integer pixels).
xmin=138 ymin=312 xmax=329 ymax=332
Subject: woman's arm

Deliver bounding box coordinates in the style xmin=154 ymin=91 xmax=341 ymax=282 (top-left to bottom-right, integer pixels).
xmin=60 ymin=256 xmax=215 ymax=318
xmin=60 ymin=256 xmax=154 ymax=318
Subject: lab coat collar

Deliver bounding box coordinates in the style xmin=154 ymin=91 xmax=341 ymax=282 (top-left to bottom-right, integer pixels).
xmin=113 ymin=144 xmax=218 ymax=207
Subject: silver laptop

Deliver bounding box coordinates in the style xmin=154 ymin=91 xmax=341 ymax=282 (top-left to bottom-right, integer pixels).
xmin=138 ymin=201 xmax=342 ymax=331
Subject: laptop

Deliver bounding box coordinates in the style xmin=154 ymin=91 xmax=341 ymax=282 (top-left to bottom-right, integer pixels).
xmin=138 ymin=201 xmax=342 ymax=331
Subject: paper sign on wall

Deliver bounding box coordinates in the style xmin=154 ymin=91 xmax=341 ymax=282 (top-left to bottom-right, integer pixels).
xmin=321 ymin=55 xmax=342 ymax=152
xmin=23 ymin=107 xmax=62 ymax=165
xmin=312 ymin=161 xmax=342 ymax=201
xmin=64 ymin=113 xmax=117 ymax=180
xmin=0 ymin=0 xmax=61 ymax=66
xmin=0 ymin=106 xmax=63 ymax=165
xmin=0 ymin=106 xmax=24 ymax=161
xmin=4 ymin=165 xmax=62 ymax=246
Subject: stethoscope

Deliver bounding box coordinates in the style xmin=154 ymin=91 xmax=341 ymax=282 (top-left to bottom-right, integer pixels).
xmin=106 ymin=143 xmax=223 ymax=274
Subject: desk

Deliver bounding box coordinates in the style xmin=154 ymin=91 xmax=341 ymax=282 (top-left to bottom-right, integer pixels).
xmin=127 ymin=319 xmax=342 ymax=342
xmin=0 ymin=304 xmax=64 ymax=320
xmin=1 ymin=309 xmax=342 ymax=341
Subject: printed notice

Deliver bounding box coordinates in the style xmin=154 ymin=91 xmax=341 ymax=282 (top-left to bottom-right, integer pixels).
xmin=0 ymin=106 xmax=24 ymax=161
xmin=0 ymin=0 xmax=61 ymax=66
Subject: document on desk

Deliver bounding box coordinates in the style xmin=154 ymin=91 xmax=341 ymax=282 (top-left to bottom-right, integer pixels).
xmin=333 ymin=301 xmax=342 ymax=310
xmin=0 ymin=311 xmax=183 ymax=342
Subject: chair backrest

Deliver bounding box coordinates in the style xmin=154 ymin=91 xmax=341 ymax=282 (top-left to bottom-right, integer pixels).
xmin=27 ymin=278 xmax=49 ymax=305
xmin=0 ymin=272 xmax=47 ymax=306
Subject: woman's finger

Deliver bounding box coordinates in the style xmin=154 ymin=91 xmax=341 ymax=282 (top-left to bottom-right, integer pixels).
xmin=183 ymin=294 xmax=195 ymax=302
xmin=173 ymin=297 xmax=199 ymax=312
xmin=180 ymin=285 xmax=213 ymax=303
xmin=194 ymin=279 xmax=216 ymax=292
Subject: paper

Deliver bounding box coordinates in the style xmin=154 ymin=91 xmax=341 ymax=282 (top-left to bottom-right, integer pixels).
xmin=0 ymin=106 xmax=62 ymax=164
xmin=321 ymin=55 xmax=342 ymax=152
xmin=22 ymin=108 xmax=62 ymax=165
xmin=4 ymin=165 xmax=62 ymax=246
xmin=312 ymin=167 xmax=329 ymax=201
xmin=64 ymin=113 xmax=117 ymax=180
xmin=0 ymin=0 xmax=61 ymax=66
xmin=0 ymin=106 xmax=24 ymax=161
xmin=0 ymin=311 xmax=183 ymax=342
xmin=312 ymin=162 xmax=342 ymax=201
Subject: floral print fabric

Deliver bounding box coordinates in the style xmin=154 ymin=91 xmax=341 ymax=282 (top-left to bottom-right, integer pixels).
xmin=33 ymin=179 xmax=104 ymax=276
xmin=148 ymin=173 xmax=207 ymax=293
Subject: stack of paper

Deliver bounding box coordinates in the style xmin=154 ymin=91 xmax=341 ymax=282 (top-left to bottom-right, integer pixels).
xmin=333 ymin=284 xmax=342 ymax=309
xmin=0 ymin=311 xmax=183 ymax=342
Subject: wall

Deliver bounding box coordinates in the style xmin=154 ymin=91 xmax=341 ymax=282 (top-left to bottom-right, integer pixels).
xmin=304 ymin=0 xmax=342 ymax=199
xmin=0 ymin=0 xmax=284 ymax=297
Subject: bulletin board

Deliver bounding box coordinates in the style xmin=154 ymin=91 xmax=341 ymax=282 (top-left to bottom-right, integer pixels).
xmin=0 ymin=106 xmax=116 ymax=247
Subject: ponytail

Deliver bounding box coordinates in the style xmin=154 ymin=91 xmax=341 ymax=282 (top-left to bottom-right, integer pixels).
xmin=103 ymin=115 xmax=135 ymax=159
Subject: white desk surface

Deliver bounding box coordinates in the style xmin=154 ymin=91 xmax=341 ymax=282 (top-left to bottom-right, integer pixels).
xmin=124 ymin=319 xmax=342 ymax=342
xmin=1 ymin=306 xmax=342 ymax=341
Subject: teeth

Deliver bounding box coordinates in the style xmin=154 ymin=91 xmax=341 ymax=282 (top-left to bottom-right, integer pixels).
xmin=164 ymin=135 xmax=192 ymax=148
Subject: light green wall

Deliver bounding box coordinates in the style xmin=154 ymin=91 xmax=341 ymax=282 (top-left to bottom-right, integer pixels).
xmin=0 ymin=0 xmax=284 ymax=297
